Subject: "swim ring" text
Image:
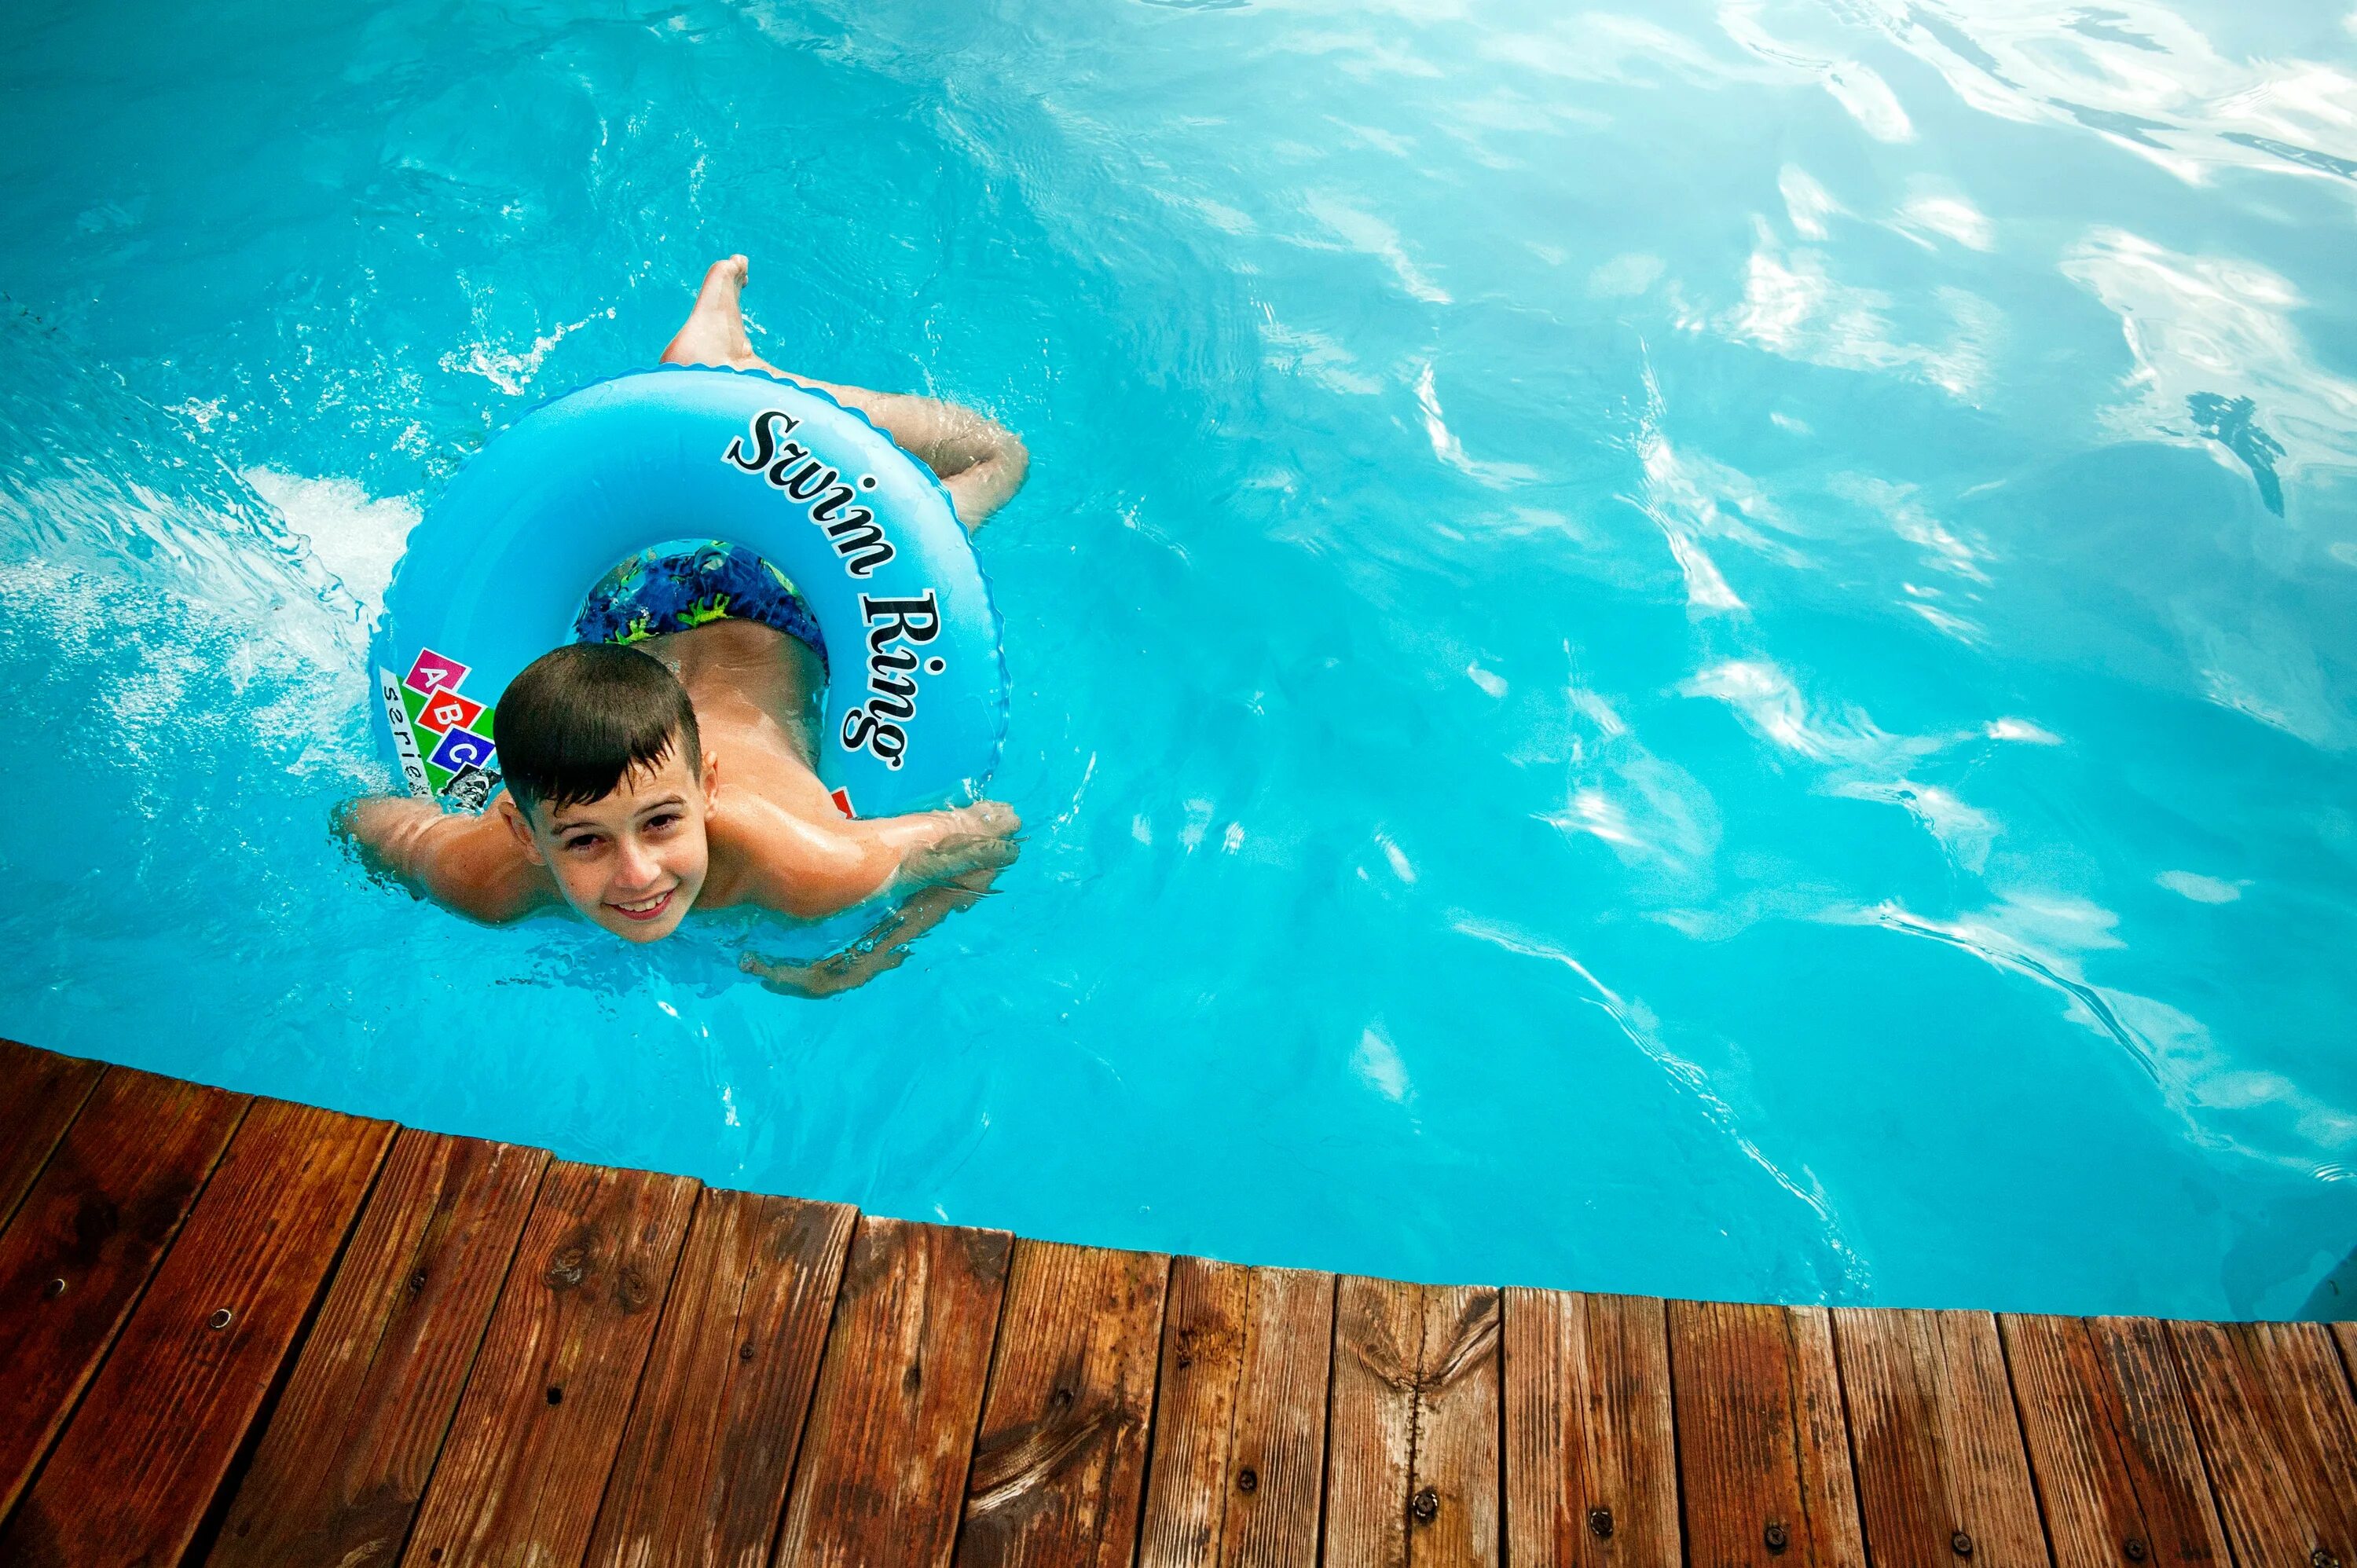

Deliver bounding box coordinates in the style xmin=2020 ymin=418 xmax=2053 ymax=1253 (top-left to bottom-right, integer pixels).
xmin=724 ymin=408 xmax=896 ymax=577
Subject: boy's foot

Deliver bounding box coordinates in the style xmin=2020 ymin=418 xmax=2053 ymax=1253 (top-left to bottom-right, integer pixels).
xmin=662 ymin=255 xmax=757 ymax=368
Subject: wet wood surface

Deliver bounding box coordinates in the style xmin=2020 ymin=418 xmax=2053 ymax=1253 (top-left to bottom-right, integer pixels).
xmin=2166 ymin=1320 xmax=2357 ymax=1568
xmin=1502 ymin=1289 xmax=1679 ymax=1568
xmin=0 ymin=1097 xmax=390 ymax=1567
xmin=585 ymin=1189 xmax=856 ymax=1568
xmin=772 ymin=1215 xmax=1012 ymax=1568
xmin=957 ymin=1238 xmax=1171 ymax=1568
xmin=2 ymin=1039 xmax=2355 ymax=1568
xmin=0 ymin=1039 xmax=103 ymax=1229
xmin=1667 ymin=1300 xmax=1865 ymax=1568
xmin=1137 ymin=1258 xmax=1335 ymax=1568
xmin=1324 ymin=1276 xmax=1503 ymax=1568
xmin=400 ymin=1160 xmax=699 ymax=1566
xmin=1831 ymin=1307 xmax=2047 ymax=1568
xmin=1999 ymin=1313 xmax=2228 ymax=1568
xmin=208 ymin=1130 xmax=548 ymax=1568
xmin=0 ymin=1064 xmax=249 ymax=1520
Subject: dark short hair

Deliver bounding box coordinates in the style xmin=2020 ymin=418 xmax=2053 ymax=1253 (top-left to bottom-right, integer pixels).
xmin=497 ymin=643 xmax=701 ymax=819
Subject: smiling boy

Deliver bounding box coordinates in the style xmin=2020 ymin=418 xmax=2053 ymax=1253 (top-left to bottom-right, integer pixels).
xmin=339 ymin=256 xmax=1025 ymax=996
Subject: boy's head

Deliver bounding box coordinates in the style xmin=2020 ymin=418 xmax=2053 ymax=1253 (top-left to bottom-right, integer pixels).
xmin=495 ymin=643 xmax=717 ymax=943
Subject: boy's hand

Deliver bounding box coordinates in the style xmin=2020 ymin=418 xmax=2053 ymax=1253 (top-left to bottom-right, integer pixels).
xmin=898 ymin=800 xmax=1021 ymax=889
xmin=739 ymin=855 xmax=1002 ymax=999
xmin=739 ymin=948 xmax=904 ymax=999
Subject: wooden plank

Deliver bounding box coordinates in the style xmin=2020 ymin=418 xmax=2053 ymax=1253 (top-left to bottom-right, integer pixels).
xmin=1137 ymin=1258 xmax=1335 ymax=1568
xmin=1323 ymin=1277 xmax=1501 ymax=1568
xmin=0 ymin=1066 xmax=249 ymax=1520
xmin=207 ymin=1130 xmax=549 ymax=1568
xmin=398 ymin=1159 xmax=699 ymax=1567
xmin=0 ymin=1041 xmax=104 ymax=1232
xmin=774 ymin=1215 xmax=1014 ymax=1568
xmin=0 ymin=1097 xmax=392 ymax=1566
xmin=2168 ymin=1319 xmax=2357 ymax=1568
xmin=1411 ymin=1284 xmax=1503 ymax=1568
xmin=1503 ymin=1289 xmax=1678 ymax=1568
xmin=1832 ymin=1308 xmax=2048 ymax=1568
xmin=1669 ymin=1300 xmax=1864 ymax=1568
xmin=583 ymin=1189 xmax=856 ymax=1568
xmin=957 ymin=1238 xmax=1172 ymax=1567
xmin=2000 ymin=1314 xmax=2227 ymax=1568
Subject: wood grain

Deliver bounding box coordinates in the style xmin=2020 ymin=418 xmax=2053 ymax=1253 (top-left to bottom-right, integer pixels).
xmin=1670 ymin=1300 xmax=1865 ymax=1568
xmin=1137 ymin=1258 xmax=1335 ymax=1568
xmin=1324 ymin=1277 xmax=1501 ymax=1568
xmin=775 ymin=1215 xmax=1014 ymax=1568
xmin=398 ymin=1160 xmax=700 ymax=1567
xmin=0 ymin=1066 xmax=249 ymax=1519
xmin=957 ymin=1239 xmax=1172 ymax=1567
xmin=584 ymin=1188 xmax=857 ymax=1568
xmin=0 ymin=1097 xmax=392 ymax=1566
xmin=1503 ymin=1289 xmax=1678 ymax=1568
xmin=0 ymin=1040 xmax=103 ymax=1232
xmin=1326 ymin=1277 xmax=1424 ymax=1568
xmin=1832 ymin=1308 xmax=2048 ymax=1568
xmin=2000 ymin=1314 xmax=2227 ymax=1568
xmin=2168 ymin=1319 xmax=2357 ymax=1568
xmin=207 ymin=1130 xmax=548 ymax=1568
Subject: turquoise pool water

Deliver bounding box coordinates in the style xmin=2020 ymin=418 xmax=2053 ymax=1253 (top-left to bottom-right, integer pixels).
xmin=5 ymin=0 xmax=2356 ymax=1319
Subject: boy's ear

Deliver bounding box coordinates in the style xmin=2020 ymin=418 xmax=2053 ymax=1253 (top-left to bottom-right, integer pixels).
xmin=701 ymin=748 xmax=720 ymax=802
xmin=498 ymin=796 xmax=545 ymax=864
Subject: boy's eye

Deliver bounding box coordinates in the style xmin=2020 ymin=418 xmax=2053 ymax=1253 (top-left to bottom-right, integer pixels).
xmin=563 ymin=833 xmax=603 ymax=854
xmin=645 ymin=812 xmax=680 ymax=833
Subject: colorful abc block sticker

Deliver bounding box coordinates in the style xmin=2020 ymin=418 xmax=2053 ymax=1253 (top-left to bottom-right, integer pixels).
xmin=414 ymin=687 xmax=485 ymax=736
xmin=404 ymin=649 xmax=471 ymax=695
xmin=429 ymin=726 xmax=497 ymax=775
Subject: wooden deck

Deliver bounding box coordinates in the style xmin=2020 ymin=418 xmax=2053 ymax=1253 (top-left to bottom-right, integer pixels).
xmin=1 ymin=1038 xmax=2352 ymax=1567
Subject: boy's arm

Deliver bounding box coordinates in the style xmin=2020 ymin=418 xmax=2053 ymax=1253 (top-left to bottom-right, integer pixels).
xmin=772 ymin=372 xmax=1028 ymax=529
xmin=335 ymin=797 xmax=551 ymax=925
xmin=737 ymin=799 xmax=1020 ymax=921
xmin=740 ymin=866 xmax=1004 ymax=999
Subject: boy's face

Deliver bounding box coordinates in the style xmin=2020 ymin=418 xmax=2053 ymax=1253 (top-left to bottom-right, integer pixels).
xmin=501 ymin=740 xmax=719 ymax=943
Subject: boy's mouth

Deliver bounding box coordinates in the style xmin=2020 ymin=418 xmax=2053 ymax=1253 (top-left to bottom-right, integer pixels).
xmin=607 ymin=888 xmax=676 ymax=923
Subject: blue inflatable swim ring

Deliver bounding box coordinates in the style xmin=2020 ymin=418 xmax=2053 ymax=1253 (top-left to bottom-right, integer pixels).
xmin=368 ymin=366 xmax=1008 ymax=820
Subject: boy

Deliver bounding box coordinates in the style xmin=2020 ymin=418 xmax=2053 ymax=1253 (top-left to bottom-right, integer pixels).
xmin=340 ymin=257 xmax=1026 ymax=997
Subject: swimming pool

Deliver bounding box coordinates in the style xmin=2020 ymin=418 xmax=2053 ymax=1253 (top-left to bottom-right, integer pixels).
xmin=4 ymin=0 xmax=2355 ymax=1320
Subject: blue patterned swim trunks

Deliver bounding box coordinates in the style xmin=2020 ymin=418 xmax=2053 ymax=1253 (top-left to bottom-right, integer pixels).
xmin=574 ymin=539 xmax=828 ymax=670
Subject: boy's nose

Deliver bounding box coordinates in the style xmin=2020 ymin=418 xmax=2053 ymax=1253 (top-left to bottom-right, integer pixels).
xmin=614 ymin=836 xmax=662 ymax=888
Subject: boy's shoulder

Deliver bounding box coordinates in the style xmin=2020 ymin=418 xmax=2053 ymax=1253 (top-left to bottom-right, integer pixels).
xmin=702 ymin=795 xmax=896 ymax=924
xmin=349 ymin=796 xmax=552 ymax=926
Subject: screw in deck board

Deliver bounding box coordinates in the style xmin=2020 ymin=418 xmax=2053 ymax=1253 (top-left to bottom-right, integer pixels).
xmin=2124 ymin=1541 xmax=2147 ymax=1562
xmin=1952 ymin=1531 xmax=1975 ymax=1558
xmin=1410 ymin=1488 xmax=1439 ymax=1525
xmin=208 ymin=1308 xmax=234 ymax=1330
xmin=1237 ymin=1467 xmax=1257 ymax=1494
xmin=1765 ymin=1521 xmax=1789 ymax=1554
xmin=1589 ymin=1506 xmax=1615 ymax=1539
xmin=2314 ymin=1550 xmax=2340 ymax=1568
xmin=45 ymin=1277 xmax=67 ymax=1299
